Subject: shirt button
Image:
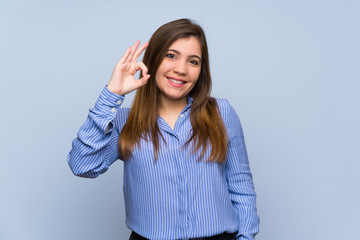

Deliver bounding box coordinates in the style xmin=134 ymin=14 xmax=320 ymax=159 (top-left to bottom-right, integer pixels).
xmin=180 ymin=114 xmax=184 ymax=118
xmin=116 ymin=100 xmax=122 ymax=105
xmin=111 ymin=107 xmax=117 ymax=113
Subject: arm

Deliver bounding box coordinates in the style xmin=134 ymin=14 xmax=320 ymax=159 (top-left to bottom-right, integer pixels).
xmin=223 ymin=101 xmax=260 ymax=240
xmin=68 ymin=40 xmax=150 ymax=178
xmin=67 ymin=87 xmax=126 ymax=178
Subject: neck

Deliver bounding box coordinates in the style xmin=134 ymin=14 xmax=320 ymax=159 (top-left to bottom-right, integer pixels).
xmin=158 ymin=95 xmax=188 ymax=116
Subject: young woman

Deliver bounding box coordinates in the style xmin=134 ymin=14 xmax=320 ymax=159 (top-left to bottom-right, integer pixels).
xmin=68 ymin=19 xmax=259 ymax=240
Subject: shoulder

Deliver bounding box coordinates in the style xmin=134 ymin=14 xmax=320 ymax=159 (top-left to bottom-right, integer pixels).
xmin=213 ymin=97 xmax=244 ymax=138
xmin=213 ymin=98 xmax=238 ymax=122
xmin=214 ymin=98 xmax=231 ymax=112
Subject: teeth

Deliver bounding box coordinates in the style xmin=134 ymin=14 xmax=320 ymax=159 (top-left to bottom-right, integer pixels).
xmin=168 ymin=78 xmax=184 ymax=84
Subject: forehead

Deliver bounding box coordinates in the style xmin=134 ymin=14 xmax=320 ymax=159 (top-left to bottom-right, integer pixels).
xmin=168 ymin=36 xmax=202 ymax=56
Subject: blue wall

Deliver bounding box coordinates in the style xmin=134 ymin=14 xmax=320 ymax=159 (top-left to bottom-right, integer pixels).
xmin=1 ymin=0 xmax=359 ymax=239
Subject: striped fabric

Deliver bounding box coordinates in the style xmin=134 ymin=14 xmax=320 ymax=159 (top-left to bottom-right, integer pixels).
xmin=68 ymin=86 xmax=259 ymax=240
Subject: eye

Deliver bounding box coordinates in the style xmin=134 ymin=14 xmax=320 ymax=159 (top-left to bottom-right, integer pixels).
xmin=189 ymin=59 xmax=199 ymax=66
xmin=166 ymin=53 xmax=175 ymax=59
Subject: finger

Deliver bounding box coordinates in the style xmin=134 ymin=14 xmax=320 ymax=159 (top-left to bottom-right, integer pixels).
xmin=127 ymin=40 xmax=140 ymax=63
xmin=135 ymin=74 xmax=150 ymax=88
xmin=134 ymin=62 xmax=148 ymax=76
xmin=119 ymin=47 xmax=132 ymax=64
xmin=131 ymin=42 xmax=149 ymax=63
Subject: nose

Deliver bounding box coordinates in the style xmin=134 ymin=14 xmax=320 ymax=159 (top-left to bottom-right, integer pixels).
xmin=173 ymin=60 xmax=187 ymax=75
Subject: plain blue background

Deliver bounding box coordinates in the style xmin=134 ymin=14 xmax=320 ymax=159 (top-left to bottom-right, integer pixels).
xmin=1 ymin=0 xmax=359 ymax=239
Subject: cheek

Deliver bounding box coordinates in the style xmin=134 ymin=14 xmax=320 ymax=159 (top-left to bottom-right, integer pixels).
xmin=155 ymin=65 xmax=166 ymax=83
xmin=191 ymin=69 xmax=201 ymax=82
xmin=158 ymin=60 xmax=171 ymax=71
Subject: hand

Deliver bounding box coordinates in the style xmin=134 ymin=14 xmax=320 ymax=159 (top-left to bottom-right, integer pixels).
xmin=107 ymin=40 xmax=150 ymax=95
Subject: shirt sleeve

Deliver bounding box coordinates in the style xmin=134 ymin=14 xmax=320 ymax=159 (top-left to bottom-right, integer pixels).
xmin=221 ymin=100 xmax=260 ymax=240
xmin=67 ymin=86 xmax=126 ymax=178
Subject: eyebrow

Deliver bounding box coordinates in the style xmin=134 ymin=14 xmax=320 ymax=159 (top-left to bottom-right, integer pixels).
xmin=168 ymin=49 xmax=202 ymax=61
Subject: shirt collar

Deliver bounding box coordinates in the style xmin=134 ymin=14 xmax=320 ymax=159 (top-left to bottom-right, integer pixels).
xmin=159 ymin=95 xmax=194 ymax=115
xmin=183 ymin=95 xmax=194 ymax=113
xmin=187 ymin=95 xmax=194 ymax=104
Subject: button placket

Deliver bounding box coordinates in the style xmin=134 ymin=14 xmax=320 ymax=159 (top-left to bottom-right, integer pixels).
xmin=171 ymin=130 xmax=186 ymax=237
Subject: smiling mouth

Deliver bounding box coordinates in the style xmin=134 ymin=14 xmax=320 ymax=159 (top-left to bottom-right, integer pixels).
xmin=167 ymin=77 xmax=185 ymax=85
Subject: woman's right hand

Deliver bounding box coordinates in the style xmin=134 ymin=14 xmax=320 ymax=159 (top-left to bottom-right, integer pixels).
xmin=107 ymin=40 xmax=150 ymax=95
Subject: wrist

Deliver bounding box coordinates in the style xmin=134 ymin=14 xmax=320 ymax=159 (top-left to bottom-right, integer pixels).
xmin=105 ymin=85 xmax=125 ymax=97
xmin=106 ymin=84 xmax=124 ymax=95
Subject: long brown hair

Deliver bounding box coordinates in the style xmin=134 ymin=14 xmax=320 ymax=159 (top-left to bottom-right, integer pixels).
xmin=119 ymin=19 xmax=228 ymax=162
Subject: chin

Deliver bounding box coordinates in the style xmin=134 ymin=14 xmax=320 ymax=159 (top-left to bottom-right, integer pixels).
xmin=162 ymin=92 xmax=188 ymax=102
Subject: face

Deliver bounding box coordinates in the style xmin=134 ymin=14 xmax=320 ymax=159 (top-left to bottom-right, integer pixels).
xmin=155 ymin=36 xmax=202 ymax=105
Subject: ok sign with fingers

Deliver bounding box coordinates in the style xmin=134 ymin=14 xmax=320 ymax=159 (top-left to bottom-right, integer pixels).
xmin=107 ymin=40 xmax=150 ymax=95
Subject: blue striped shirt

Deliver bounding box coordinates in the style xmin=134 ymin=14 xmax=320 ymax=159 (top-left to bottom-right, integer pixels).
xmin=68 ymin=86 xmax=259 ymax=240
